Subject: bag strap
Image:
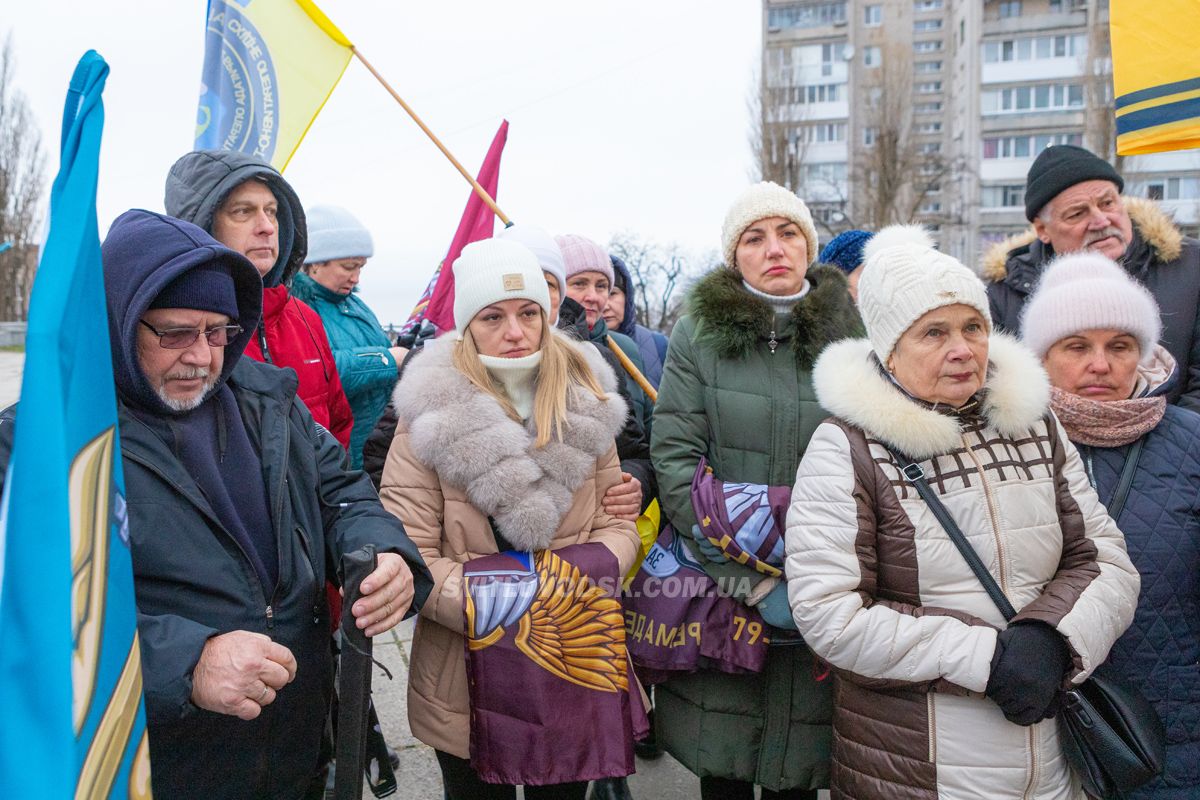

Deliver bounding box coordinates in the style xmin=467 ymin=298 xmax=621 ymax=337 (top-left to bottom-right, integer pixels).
xmin=888 ymin=450 xmax=1018 ymax=622
xmin=1106 ymin=437 xmax=1145 ymax=521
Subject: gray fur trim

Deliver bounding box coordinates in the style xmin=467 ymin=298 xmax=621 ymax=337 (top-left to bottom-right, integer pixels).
xmin=393 ymin=330 xmax=628 ymax=550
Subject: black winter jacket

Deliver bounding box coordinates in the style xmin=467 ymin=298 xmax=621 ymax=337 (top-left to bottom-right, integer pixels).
xmin=984 ymin=197 xmax=1200 ymax=411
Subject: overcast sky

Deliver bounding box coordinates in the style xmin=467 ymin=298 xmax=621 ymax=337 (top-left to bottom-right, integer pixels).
xmin=3 ymin=1 xmax=761 ymax=324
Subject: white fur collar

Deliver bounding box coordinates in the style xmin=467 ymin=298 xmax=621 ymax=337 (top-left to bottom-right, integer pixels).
xmin=393 ymin=330 xmax=628 ymax=550
xmin=813 ymin=333 xmax=1050 ymax=460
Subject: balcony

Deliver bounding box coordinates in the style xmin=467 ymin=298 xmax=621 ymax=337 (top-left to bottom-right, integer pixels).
xmin=982 ymin=11 xmax=1086 ymax=37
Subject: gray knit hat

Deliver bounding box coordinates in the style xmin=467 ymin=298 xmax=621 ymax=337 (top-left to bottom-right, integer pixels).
xmin=304 ymin=205 xmax=374 ymax=264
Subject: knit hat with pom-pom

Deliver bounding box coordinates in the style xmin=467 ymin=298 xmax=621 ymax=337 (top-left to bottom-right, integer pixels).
xmin=856 ymin=224 xmax=992 ymax=360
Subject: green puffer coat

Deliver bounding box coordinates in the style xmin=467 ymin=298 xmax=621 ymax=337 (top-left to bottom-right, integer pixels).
xmin=649 ymin=265 xmax=862 ymax=790
xmin=291 ymin=271 xmax=397 ymax=469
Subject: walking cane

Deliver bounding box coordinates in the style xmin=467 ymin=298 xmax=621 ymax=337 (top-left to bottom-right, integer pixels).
xmin=334 ymin=545 xmax=381 ymax=800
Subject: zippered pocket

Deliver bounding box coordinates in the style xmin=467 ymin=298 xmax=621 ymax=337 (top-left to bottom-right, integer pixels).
xmin=294 ymin=525 xmax=324 ymax=625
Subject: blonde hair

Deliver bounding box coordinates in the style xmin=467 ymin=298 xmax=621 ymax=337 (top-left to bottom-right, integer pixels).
xmin=452 ymin=313 xmax=609 ymax=447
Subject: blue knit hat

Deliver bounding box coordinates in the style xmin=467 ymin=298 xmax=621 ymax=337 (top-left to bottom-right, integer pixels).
xmin=819 ymin=230 xmax=874 ymax=275
xmin=304 ymin=204 xmax=374 ymax=264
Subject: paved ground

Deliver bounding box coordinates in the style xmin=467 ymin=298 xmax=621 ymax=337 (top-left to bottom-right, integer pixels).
xmin=0 ymin=351 xmax=21 ymax=407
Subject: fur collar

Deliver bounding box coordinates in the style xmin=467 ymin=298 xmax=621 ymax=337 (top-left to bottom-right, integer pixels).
xmin=813 ymin=333 xmax=1050 ymax=461
xmin=393 ymin=330 xmax=628 ymax=551
xmin=982 ymin=196 xmax=1184 ymax=281
xmin=688 ymin=264 xmax=863 ymax=368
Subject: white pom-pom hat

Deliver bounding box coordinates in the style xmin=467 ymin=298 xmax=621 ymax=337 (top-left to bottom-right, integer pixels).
xmin=1020 ymin=253 xmax=1161 ymax=364
xmin=856 ymin=224 xmax=992 ymax=360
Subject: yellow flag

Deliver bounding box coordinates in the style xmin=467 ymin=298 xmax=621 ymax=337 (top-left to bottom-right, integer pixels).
xmin=194 ymin=0 xmax=353 ymax=171
xmin=1111 ymin=0 xmax=1200 ymax=155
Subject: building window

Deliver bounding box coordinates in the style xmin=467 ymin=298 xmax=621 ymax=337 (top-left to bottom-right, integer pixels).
xmin=864 ymin=5 xmax=883 ymax=26
xmin=804 ymin=162 xmax=848 ymax=183
xmin=914 ymin=18 xmax=943 ymax=32
xmin=919 ymin=201 xmax=943 ymax=214
xmin=798 ymin=122 xmax=848 ymax=143
xmin=915 ymin=121 xmax=943 ymax=133
xmin=999 ymin=1 xmax=1022 ymax=18
xmin=863 ymin=46 xmax=882 ymax=67
xmin=914 ymin=101 xmax=944 ymax=113
xmin=915 ymin=0 xmax=944 ymax=10
xmin=767 ymin=2 xmax=848 ymax=31
xmin=863 ymin=126 xmax=878 ymax=146
xmin=784 ymin=83 xmax=846 ymax=105
xmin=981 ymin=132 xmax=1082 ymax=158
xmin=983 ymin=34 xmax=1085 ymax=62
xmin=1049 ymin=0 xmax=1064 ymax=11
xmin=982 ymin=185 xmax=1027 ymax=208
xmin=821 ymin=42 xmax=836 ymax=76
xmin=914 ymin=40 xmax=943 ymax=53
xmin=915 ymin=60 xmax=943 ymax=73
xmin=916 ymin=80 xmax=943 ymax=94
xmin=917 ymin=142 xmax=942 ymax=155
xmin=982 ymin=83 xmax=1085 ymax=114
xmin=1141 ymin=177 xmax=1200 ymax=200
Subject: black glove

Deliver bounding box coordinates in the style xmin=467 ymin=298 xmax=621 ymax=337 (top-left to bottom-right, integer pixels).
xmin=985 ymin=621 xmax=1071 ymax=726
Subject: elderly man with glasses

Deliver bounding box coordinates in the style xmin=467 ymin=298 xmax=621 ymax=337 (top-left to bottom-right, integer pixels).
xmin=0 ymin=210 xmax=431 ymax=800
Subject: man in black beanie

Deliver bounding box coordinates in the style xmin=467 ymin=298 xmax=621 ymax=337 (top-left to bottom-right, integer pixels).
xmin=983 ymin=143 xmax=1200 ymax=410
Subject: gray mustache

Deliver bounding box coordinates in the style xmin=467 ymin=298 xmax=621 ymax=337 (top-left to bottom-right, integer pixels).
xmin=1084 ymin=226 xmax=1125 ymax=247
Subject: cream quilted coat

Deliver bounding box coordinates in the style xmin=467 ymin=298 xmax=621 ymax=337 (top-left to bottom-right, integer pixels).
xmin=784 ymin=334 xmax=1139 ymax=800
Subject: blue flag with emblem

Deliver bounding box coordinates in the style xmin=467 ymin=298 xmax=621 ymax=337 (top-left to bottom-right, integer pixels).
xmin=0 ymin=51 xmax=152 ymax=798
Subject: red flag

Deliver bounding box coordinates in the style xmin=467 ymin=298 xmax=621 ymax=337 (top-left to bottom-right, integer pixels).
xmin=424 ymin=120 xmax=509 ymax=332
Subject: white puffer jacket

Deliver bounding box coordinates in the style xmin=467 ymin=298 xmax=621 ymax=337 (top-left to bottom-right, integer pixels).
xmin=784 ymin=334 xmax=1139 ymax=800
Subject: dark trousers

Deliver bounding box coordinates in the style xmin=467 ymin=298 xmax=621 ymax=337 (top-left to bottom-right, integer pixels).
xmin=435 ymin=750 xmax=589 ymax=800
xmin=699 ymin=776 xmax=819 ymax=800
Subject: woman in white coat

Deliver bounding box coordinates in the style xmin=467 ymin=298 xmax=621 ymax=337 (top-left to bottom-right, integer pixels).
xmin=784 ymin=226 xmax=1139 ymax=799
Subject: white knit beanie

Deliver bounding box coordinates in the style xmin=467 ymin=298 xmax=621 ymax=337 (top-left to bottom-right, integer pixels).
xmin=452 ymin=239 xmax=551 ymax=336
xmin=497 ymin=223 xmax=566 ymax=298
xmin=1020 ymin=253 xmax=1161 ymax=364
xmin=304 ymin=205 xmax=374 ymax=264
xmin=721 ymin=181 xmax=819 ymax=269
xmin=856 ymin=225 xmax=992 ymax=360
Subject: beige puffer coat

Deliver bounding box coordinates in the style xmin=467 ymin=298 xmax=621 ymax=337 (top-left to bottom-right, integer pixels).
xmin=784 ymin=334 xmax=1139 ymax=800
xmin=379 ymin=333 xmax=641 ymax=759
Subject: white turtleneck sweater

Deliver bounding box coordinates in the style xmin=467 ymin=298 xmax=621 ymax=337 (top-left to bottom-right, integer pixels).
xmin=741 ymin=278 xmax=811 ymax=315
xmin=479 ymin=350 xmax=542 ymax=420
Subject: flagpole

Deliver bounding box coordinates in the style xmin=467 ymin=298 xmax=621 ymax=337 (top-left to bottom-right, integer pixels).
xmin=351 ymin=47 xmax=511 ymax=226
xmin=606 ymin=338 xmax=658 ymax=403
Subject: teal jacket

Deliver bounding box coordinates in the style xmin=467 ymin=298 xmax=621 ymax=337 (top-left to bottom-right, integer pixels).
xmin=291 ymin=271 xmax=396 ymax=468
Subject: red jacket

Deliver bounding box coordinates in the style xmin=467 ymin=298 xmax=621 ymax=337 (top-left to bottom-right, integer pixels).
xmin=244 ymin=285 xmax=354 ymax=449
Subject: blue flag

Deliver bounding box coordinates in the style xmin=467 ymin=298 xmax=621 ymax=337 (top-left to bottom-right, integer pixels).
xmin=0 ymin=51 xmax=151 ymax=798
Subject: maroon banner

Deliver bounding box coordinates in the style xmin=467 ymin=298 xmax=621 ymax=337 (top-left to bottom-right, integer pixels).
xmin=624 ymin=526 xmax=770 ymax=684
xmin=463 ymin=544 xmax=643 ymax=785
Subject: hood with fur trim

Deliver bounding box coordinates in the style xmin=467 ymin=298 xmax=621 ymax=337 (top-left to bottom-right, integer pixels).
xmin=688 ymin=264 xmax=863 ymax=368
xmin=393 ymin=330 xmax=628 ymax=551
xmin=813 ymin=333 xmax=1050 ymax=461
xmin=982 ymin=196 xmax=1184 ymax=282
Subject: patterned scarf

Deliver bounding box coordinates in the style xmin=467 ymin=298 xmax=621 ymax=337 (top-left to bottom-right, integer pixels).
xmin=1050 ymin=387 xmax=1165 ymax=447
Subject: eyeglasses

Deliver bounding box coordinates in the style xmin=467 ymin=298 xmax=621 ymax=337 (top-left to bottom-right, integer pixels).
xmin=139 ymin=319 xmax=242 ymax=349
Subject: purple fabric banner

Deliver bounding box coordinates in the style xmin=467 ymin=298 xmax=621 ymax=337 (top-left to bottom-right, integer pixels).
xmin=463 ymin=544 xmax=643 ymax=785
xmin=691 ymin=457 xmax=791 ymax=577
xmin=624 ymin=526 xmax=770 ymax=684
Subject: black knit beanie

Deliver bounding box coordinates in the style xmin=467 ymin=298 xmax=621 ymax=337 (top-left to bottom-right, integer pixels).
xmin=149 ymin=259 xmax=240 ymax=319
xmin=1024 ymin=144 xmax=1124 ymax=222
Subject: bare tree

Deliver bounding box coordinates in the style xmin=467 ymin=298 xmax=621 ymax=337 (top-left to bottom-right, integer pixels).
xmin=608 ymin=232 xmax=715 ymax=334
xmin=854 ymin=42 xmax=964 ymax=230
xmin=0 ymin=34 xmax=46 ymax=322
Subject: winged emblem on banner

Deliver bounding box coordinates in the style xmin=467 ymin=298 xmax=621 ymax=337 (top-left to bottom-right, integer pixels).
xmin=465 ymin=549 xmax=627 ymax=693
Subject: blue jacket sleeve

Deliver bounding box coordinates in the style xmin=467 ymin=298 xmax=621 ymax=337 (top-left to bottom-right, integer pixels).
xmin=330 ymin=346 xmax=397 ymax=400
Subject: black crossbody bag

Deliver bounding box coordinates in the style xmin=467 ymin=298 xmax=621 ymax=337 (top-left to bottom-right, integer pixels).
xmin=888 ymin=444 xmax=1165 ymax=799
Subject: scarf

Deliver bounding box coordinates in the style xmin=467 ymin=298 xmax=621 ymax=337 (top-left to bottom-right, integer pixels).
xmin=1050 ymin=387 xmax=1165 ymax=447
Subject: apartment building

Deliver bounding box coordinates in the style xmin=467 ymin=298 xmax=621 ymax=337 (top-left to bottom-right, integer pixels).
xmin=762 ymin=0 xmax=1200 ymax=263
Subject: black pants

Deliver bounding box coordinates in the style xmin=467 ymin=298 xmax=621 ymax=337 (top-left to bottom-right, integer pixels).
xmin=699 ymin=776 xmax=819 ymax=800
xmin=435 ymin=750 xmax=589 ymax=800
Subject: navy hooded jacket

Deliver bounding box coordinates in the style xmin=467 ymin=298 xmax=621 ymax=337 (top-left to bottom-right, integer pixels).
xmin=610 ymin=254 xmax=668 ymax=388
xmin=0 ymin=210 xmax=432 ymax=799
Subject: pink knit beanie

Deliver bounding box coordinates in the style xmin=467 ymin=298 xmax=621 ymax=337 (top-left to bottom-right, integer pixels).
xmin=554 ymin=234 xmax=614 ymax=285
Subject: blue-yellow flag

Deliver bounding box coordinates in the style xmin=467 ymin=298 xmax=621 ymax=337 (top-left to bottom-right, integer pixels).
xmin=1111 ymin=0 xmax=1200 ymax=155
xmin=0 ymin=51 xmax=151 ymax=798
xmin=195 ymin=0 xmax=353 ymax=171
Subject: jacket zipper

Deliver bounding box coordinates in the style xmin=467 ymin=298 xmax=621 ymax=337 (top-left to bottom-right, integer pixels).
xmin=768 ymin=330 xmax=778 ymax=353
xmin=1023 ymin=726 xmax=1039 ymax=799
xmin=123 ymin=447 xmax=273 ymax=618
xmin=961 ymin=434 xmax=1010 ymax=595
xmin=265 ymin=419 xmax=292 ymax=629
xmin=926 ymin=693 xmax=938 ymax=763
